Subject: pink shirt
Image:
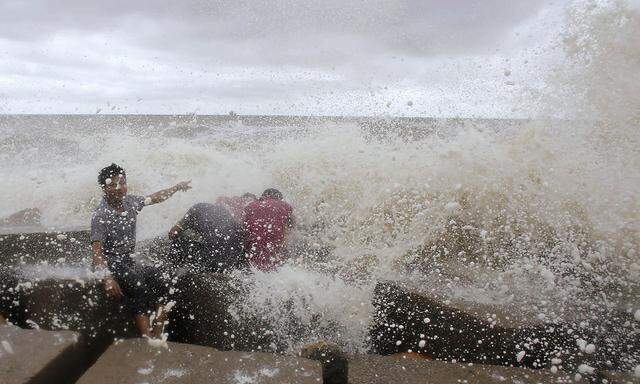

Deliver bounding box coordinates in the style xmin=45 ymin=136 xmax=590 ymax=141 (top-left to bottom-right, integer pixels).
xmin=244 ymin=198 xmax=293 ymax=271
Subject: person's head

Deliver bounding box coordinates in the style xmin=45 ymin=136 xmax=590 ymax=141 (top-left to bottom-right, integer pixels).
xmin=261 ymin=188 xmax=283 ymax=200
xmin=98 ymin=163 xmax=127 ymax=203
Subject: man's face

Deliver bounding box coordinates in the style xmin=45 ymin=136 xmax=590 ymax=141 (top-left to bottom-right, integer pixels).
xmin=102 ymin=174 xmax=128 ymax=202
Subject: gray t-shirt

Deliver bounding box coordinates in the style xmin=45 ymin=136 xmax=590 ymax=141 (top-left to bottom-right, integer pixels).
xmin=91 ymin=195 xmax=145 ymax=267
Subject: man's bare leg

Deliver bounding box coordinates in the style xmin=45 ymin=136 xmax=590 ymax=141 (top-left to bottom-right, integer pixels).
xmin=151 ymin=304 xmax=169 ymax=338
xmin=134 ymin=314 xmax=152 ymax=337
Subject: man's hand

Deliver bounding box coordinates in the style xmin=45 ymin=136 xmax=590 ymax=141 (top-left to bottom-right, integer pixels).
xmin=175 ymin=180 xmax=191 ymax=192
xmin=104 ymin=277 xmax=123 ymax=300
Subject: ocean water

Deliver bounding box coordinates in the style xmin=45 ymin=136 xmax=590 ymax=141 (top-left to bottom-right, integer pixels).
xmin=0 ymin=0 xmax=638 ymax=366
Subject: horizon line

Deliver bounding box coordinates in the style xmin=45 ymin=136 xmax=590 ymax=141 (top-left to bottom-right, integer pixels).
xmin=0 ymin=112 xmax=533 ymax=120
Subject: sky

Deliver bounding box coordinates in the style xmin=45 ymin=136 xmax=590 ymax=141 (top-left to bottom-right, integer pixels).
xmin=0 ymin=0 xmax=570 ymax=117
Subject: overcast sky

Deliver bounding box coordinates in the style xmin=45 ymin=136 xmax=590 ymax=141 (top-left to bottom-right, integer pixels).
xmin=0 ymin=0 xmax=570 ymax=117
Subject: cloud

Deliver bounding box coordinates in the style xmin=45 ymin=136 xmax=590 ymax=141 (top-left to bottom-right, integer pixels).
xmin=0 ymin=0 xmax=565 ymax=116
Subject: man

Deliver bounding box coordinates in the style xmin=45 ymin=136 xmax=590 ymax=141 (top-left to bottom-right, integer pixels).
xmin=91 ymin=163 xmax=191 ymax=338
xmin=244 ymin=188 xmax=294 ymax=271
xmin=168 ymin=194 xmax=256 ymax=273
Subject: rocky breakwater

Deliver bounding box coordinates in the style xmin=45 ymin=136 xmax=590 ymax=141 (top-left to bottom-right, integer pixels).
xmin=370 ymin=281 xmax=640 ymax=380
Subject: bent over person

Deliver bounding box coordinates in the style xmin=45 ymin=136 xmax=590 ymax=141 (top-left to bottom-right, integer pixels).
xmin=167 ymin=194 xmax=256 ymax=273
xmin=91 ymin=163 xmax=191 ymax=338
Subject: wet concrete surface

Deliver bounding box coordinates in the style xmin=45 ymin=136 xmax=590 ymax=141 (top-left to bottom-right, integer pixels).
xmin=0 ymin=325 xmax=85 ymax=384
xmin=76 ymin=338 xmax=322 ymax=384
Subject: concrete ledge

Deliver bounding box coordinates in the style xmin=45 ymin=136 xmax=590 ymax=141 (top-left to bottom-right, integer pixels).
xmin=348 ymin=354 xmax=561 ymax=384
xmin=76 ymin=338 xmax=323 ymax=384
xmin=0 ymin=325 xmax=85 ymax=384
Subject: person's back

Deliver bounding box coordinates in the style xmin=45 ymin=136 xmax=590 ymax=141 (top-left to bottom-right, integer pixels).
xmin=244 ymin=188 xmax=294 ymax=271
xmin=170 ymin=202 xmax=246 ymax=272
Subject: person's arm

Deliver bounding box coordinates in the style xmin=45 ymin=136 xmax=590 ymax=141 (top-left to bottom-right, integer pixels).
xmin=146 ymin=181 xmax=191 ymax=206
xmin=92 ymin=241 xmax=123 ymax=299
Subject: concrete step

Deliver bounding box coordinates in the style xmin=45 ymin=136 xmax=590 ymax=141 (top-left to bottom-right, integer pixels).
xmin=76 ymin=338 xmax=322 ymax=384
xmin=0 ymin=325 xmax=85 ymax=384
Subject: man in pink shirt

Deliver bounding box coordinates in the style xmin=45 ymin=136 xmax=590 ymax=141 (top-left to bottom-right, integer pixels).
xmin=244 ymin=188 xmax=294 ymax=271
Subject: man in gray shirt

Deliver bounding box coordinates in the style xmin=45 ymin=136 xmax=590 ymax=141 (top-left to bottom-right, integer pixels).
xmin=91 ymin=163 xmax=190 ymax=338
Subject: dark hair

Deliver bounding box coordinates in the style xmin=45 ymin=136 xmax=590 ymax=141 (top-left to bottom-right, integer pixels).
xmin=261 ymin=188 xmax=283 ymax=200
xmin=98 ymin=163 xmax=126 ymax=187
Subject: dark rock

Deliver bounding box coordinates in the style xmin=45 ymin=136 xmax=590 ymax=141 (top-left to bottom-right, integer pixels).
xmin=369 ymin=281 xmax=610 ymax=370
xmin=300 ymin=341 xmax=348 ymax=384
xmin=76 ymin=338 xmax=323 ymax=384
xmin=371 ymin=281 xmax=640 ymax=373
xmin=370 ymin=281 xmax=532 ymax=366
xmin=0 ymin=325 xmax=86 ymax=384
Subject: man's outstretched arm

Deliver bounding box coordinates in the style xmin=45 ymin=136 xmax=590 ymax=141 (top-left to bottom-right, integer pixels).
xmin=146 ymin=181 xmax=192 ymax=205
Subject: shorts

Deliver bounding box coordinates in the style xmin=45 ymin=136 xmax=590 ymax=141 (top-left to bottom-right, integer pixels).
xmin=112 ymin=263 xmax=169 ymax=316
